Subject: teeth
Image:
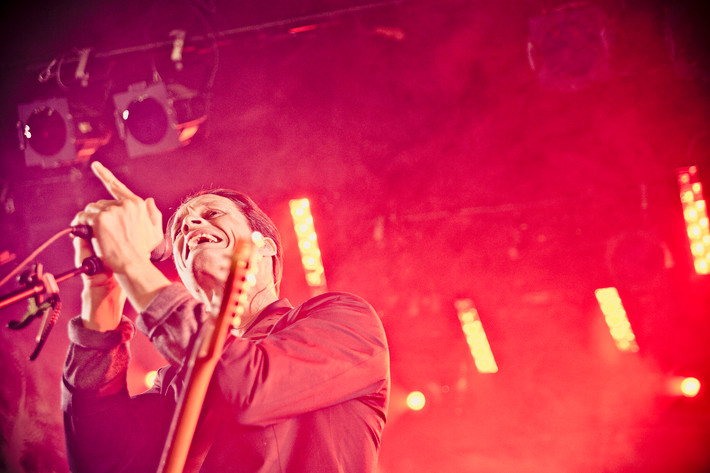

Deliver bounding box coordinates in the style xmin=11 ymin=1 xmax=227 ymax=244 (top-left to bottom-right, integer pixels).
xmin=187 ymin=233 xmax=219 ymax=251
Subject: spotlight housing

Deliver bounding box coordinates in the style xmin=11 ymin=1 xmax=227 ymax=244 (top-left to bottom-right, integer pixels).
xmin=16 ymin=97 xmax=111 ymax=167
xmin=17 ymin=98 xmax=75 ymax=167
xmin=113 ymin=82 xmax=181 ymax=158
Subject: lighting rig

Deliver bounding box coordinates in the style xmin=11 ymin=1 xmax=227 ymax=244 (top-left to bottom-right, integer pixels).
xmin=15 ymin=21 xmax=215 ymax=167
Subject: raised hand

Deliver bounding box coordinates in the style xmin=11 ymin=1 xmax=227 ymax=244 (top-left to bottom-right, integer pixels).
xmin=75 ymin=162 xmax=164 ymax=274
xmin=72 ymin=162 xmax=172 ymax=329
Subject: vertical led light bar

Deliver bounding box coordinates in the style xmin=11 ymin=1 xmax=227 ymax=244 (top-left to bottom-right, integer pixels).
xmin=677 ymin=166 xmax=710 ymax=275
xmin=289 ymin=199 xmax=327 ymax=295
xmin=454 ymin=298 xmax=498 ymax=373
xmin=594 ymin=287 xmax=639 ymax=352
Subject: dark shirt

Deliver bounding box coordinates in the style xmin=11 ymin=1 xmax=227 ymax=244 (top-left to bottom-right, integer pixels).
xmin=62 ymin=284 xmax=390 ymax=472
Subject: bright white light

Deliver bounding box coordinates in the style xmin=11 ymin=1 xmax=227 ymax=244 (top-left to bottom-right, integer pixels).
xmin=680 ymin=377 xmax=701 ymax=397
xmin=144 ymin=370 xmax=158 ymax=388
xmin=406 ymin=391 xmax=426 ymax=411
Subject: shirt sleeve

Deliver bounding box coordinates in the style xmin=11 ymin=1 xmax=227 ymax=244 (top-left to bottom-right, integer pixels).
xmin=62 ymin=315 xmax=134 ymax=397
xmin=215 ymin=292 xmax=390 ymax=427
xmin=136 ymin=283 xmax=210 ymax=366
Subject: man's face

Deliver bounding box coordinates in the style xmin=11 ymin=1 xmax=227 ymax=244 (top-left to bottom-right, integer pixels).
xmin=171 ymin=194 xmax=252 ymax=295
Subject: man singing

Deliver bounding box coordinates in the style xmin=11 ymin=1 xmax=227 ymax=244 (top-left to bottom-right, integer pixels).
xmin=62 ymin=162 xmax=390 ymax=472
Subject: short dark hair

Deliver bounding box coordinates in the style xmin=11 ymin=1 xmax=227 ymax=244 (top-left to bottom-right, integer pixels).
xmin=166 ymin=189 xmax=283 ymax=294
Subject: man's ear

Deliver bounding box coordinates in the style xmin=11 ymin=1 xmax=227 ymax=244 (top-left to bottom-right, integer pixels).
xmin=260 ymin=237 xmax=278 ymax=257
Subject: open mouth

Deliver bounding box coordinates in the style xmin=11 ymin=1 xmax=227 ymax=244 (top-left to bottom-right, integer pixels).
xmin=185 ymin=232 xmax=223 ymax=259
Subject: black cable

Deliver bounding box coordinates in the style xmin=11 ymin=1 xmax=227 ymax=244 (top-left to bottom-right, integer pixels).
xmin=29 ymin=297 xmax=62 ymax=361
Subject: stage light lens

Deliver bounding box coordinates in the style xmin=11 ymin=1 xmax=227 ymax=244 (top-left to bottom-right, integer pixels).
xmin=406 ymin=391 xmax=426 ymax=411
xmin=680 ymin=377 xmax=701 ymax=397
xmin=124 ymin=97 xmax=168 ymax=145
xmin=25 ymin=107 xmax=67 ymax=156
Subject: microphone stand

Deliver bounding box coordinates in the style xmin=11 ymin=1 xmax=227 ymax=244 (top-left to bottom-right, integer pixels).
xmin=0 ymin=256 xmax=103 ymax=360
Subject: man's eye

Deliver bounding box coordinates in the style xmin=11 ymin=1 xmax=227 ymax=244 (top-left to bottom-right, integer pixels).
xmin=204 ymin=210 xmax=220 ymax=218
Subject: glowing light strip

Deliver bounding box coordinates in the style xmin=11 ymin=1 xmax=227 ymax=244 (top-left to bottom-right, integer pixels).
xmin=677 ymin=166 xmax=710 ymax=275
xmin=454 ymin=299 xmax=498 ymax=373
xmin=289 ymin=199 xmax=327 ymax=294
xmin=595 ymin=287 xmax=639 ymax=352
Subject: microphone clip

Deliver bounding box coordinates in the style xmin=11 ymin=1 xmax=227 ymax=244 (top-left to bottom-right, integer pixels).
xmin=7 ymin=263 xmax=62 ymax=360
xmin=1 ymin=257 xmax=103 ymax=360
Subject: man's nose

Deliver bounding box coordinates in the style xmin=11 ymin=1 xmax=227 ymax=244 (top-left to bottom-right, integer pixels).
xmin=182 ymin=216 xmax=205 ymax=234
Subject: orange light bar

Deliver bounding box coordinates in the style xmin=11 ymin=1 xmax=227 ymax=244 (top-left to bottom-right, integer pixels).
xmin=594 ymin=287 xmax=639 ymax=352
xmin=677 ymin=166 xmax=710 ymax=275
xmin=289 ymin=199 xmax=327 ymax=295
xmin=454 ymin=299 xmax=498 ymax=373
xmin=145 ymin=370 xmax=158 ymax=388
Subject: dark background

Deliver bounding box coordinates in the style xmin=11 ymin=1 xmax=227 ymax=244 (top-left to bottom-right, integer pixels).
xmin=1 ymin=1 xmax=709 ymax=472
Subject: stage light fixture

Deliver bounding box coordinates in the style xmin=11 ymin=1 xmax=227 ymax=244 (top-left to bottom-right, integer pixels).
xmin=594 ymin=287 xmax=639 ymax=353
xmin=17 ymin=98 xmax=75 ymax=167
xmin=289 ymin=198 xmax=328 ymax=296
xmin=16 ymin=97 xmax=111 ymax=167
xmin=454 ymin=298 xmax=498 ymax=374
xmin=676 ymin=166 xmax=710 ymax=275
xmin=527 ymin=2 xmax=610 ymax=91
xmin=113 ymin=81 xmax=181 ymax=158
xmin=405 ymin=391 xmax=426 ymax=411
xmin=666 ymin=376 xmax=702 ymax=398
xmin=679 ymin=377 xmax=701 ymax=398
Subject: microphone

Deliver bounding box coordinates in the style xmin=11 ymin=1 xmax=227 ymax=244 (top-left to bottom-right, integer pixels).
xmin=81 ymin=256 xmax=104 ymax=275
xmin=70 ymin=225 xmax=172 ymax=262
xmin=70 ymin=224 xmax=93 ymax=240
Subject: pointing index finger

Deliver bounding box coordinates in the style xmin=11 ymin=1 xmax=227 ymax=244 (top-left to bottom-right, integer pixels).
xmin=91 ymin=161 xmax=139 ymax=200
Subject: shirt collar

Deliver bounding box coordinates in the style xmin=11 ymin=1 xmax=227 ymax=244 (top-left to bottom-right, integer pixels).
xmin=241 ymin=298 xmax=292 ymax=339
